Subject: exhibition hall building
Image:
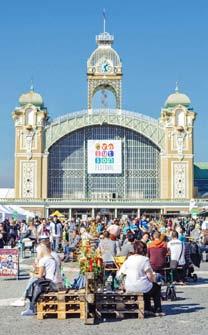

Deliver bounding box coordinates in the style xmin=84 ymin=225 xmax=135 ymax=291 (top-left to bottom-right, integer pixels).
xmin=1 ymin=28 xmax=208 ymax=218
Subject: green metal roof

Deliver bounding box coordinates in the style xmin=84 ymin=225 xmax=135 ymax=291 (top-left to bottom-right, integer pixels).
xmin=194 ymin=162 xmax=208 ymax=179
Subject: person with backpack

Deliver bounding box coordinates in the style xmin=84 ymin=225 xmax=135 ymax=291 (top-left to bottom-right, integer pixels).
xmin=20 ymin=242 xmax=62 ymax=316
xmin=167 ymin=230 xmax=186 ymax=283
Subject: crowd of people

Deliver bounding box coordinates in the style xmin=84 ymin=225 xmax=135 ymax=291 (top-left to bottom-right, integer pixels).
xmin=0 ymin=213 xmax=208 ymax=257
xmin=1 ymin=213 xmax=208 ymax=317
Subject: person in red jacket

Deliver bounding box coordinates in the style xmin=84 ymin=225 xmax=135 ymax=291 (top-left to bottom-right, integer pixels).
xmin=147 ymin=231 xmax=168 ymax=275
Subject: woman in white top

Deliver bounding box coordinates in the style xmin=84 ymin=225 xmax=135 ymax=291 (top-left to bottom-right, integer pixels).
xmin=117 ymin=240 xmax=165 ymax=316
xmin=21 ymin=242 xmax=62 ymax=316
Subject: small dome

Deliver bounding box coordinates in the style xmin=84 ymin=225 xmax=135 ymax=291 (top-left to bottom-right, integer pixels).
xmin=19 ymin=86 xmax=43 ymax=107
xmin=165 ymin=85 xmax=191 ymax=108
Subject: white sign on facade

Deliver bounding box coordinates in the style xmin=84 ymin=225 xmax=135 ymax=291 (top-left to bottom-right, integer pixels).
xmin=87 ymin=140 xmax=122 ymax=174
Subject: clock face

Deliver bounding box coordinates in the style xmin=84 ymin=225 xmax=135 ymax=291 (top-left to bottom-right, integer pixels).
xmin=101 ymin=62 xmax=111 ymax=73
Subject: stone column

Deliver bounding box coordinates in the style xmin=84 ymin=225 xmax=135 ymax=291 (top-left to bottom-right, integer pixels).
xmin=114 ymin=208 xmax=118 ymax=218
xmin=68 ymin=208 xmax=72 ymax=220
xmin=137 ymin=208 xmax=141 ymax=218
xmin=42 ymin=153 xmax=48 ymax=199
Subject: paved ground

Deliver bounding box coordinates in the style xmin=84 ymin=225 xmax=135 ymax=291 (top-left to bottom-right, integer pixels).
xmin=0 ymin=257 xmax=208 ymax=335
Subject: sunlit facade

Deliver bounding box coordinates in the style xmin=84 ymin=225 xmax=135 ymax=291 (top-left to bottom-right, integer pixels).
xmin=10 ymin=28 xmax=198 ymax=217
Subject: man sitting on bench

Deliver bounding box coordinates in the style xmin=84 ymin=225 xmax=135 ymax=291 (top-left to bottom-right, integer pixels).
xmin=64 ymin=230 xmax=81 ymax=262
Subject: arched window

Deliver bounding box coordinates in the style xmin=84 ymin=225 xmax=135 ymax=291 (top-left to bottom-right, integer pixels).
xmin=92 ymin=87 xmax=116 ymax=109
xmin=26 ymin=109 xmax=34 ymax=126
xmin=175 ymin=109 xmax=185 ymax=127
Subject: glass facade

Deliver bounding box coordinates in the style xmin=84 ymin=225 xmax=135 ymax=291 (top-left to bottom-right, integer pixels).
xmin=48 ymin=125 xmax=160 ymax=199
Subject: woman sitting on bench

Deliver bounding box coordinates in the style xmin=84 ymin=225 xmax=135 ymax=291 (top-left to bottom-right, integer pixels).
xmin=117 ymin=240 xmax=165 ymax=317
xmin=12 ymin=239 xmax=62 ymax=316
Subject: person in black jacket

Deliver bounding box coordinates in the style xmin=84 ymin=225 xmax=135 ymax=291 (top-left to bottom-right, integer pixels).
xmin=0 ymin=223 xmax=7 ymax=248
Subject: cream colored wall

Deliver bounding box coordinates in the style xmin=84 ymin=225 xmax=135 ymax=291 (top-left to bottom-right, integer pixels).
xmin=13 ymin=108 xmax=46 ymax=199
xmin=161 ymin=156 xmax=194 ymax=199
xmin=160 ymin=107 xmax=195 ymax=200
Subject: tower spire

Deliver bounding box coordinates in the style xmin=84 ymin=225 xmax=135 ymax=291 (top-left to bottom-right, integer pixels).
xmin=30 ymin=78 xmax=34 ymax=92
xmin=103 ymin=8 xmax=106 ymax=33
xmin=96 ymin=10 xmax=113 ymax=46
xmin=175 ymin=80 xmax=179 ymax=93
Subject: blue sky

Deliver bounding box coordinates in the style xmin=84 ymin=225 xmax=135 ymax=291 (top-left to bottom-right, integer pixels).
xmin=0 ymin=0 xmax=208 ymax=187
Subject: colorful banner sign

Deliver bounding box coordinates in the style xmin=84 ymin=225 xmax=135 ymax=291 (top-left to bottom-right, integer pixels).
xmin=0 ymin=249 xmax=19 ymax=278
xmin=87 ymin=140 xmax=122 ymax=174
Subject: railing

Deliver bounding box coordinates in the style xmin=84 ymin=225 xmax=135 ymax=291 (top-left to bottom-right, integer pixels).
xmin=0 ymin=198 xmax=208 ymax=205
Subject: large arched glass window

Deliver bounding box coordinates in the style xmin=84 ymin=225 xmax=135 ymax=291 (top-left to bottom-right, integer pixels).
xmin=48 ymin=125 xmax=160 ymax=199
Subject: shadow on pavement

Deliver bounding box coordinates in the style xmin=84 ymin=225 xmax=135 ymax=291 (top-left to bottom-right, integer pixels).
xmin=164 ymin=303 xmax=205 ymax=315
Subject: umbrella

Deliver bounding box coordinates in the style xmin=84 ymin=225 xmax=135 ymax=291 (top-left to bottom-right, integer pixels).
xmin=50 ymin=210 xmax=65 ymax=218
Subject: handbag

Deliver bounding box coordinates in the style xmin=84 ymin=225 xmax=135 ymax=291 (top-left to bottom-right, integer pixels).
xmin=170 ymin=243 xmax=184 ymax=269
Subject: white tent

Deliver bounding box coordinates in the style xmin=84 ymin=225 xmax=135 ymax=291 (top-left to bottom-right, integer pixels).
xmin=0 ymin=188 xmax=15 ymax=198
xmin=0 ymin=205 xmax=14 ymax=221
xmin=9 ymin=205 xmax=35 ymax=219
xmin=0 ymin=205 xmax=35 ymax=222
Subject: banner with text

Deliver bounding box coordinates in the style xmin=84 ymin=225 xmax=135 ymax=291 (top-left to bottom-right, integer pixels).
xmin=87 ymin=140 xmax=122 ymax=174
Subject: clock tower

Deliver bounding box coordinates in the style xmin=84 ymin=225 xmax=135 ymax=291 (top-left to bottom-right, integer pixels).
xmin=87 ymin=28 xmax=122 ymax=110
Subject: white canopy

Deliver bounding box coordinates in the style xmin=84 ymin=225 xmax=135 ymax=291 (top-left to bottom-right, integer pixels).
xmin=0 ymin=205 xmax=35 ymax=222
xmin=0 ymin=188 xmax=15 ymax=198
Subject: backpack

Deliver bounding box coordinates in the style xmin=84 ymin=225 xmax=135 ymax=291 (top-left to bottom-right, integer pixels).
xmin=25 ymin=278 xmax=57 ymax=305
xmin=165 ymin=284 xmax=177 ymax=301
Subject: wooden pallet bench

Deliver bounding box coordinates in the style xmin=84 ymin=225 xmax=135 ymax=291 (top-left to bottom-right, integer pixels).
xmin=95 ymin=292 xmax=144 ymax=320
xmin=37 ymin=289 xmax=86 ymax=320
xmin=36 ymin=273 xmax=96 ymax=324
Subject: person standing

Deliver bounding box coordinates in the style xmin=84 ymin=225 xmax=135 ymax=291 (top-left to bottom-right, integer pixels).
xmin=147 ymin=231 xmax=167 ymax=274
xmin=50 ymin=216 xmax=62 ymax=252
xmin=0 ymin=223 xmax=7 ymax=248
xmin=167 ymin=230 xmax=186 ymax=283
xmin=201 ymin=217 xmax=208 ymax=231
xmin=98 ymin=231 xmax=118 ymax=262
xmin=107 ymin=219 xmax=121 ymax=240
xmin=37 ymin=218 xmax=50 ymax=241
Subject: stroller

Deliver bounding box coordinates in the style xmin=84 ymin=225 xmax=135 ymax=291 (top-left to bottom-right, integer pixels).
xmin=185 ymin=241 xmax=201 ymax=282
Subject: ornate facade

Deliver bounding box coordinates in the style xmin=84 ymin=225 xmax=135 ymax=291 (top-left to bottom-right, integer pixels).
xmin=11 ymin=28 xmax=197 ymax=216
